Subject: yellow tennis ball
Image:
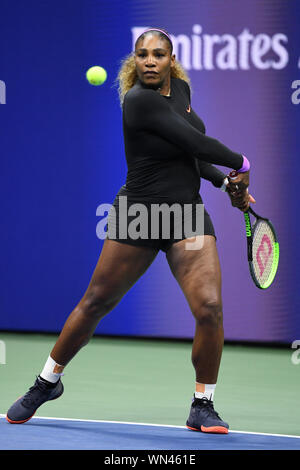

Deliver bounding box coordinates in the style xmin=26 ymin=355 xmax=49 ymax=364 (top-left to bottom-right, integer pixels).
xmin=86 ymin=66 xmax=107 ymax=86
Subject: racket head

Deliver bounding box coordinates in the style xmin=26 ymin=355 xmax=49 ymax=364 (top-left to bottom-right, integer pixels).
xmin=244 ymin=209 xmax=279 ymax=289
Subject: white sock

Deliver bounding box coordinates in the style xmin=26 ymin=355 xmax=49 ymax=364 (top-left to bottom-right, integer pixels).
xmin=195 ymin=384 xmax=216 ymax=401
xmin=40 ymin=355 xmax=65 ymax=383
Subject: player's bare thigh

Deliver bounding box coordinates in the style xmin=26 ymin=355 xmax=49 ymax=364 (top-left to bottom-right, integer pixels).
xmin=165 ymin=235 xmax=222 ymax=313
xmin=82 ymin=238 xmax=159 ymax=307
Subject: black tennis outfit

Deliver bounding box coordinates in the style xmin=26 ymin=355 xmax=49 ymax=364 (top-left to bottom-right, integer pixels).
xmin=107 ymin=77 xmax=243 ymax=252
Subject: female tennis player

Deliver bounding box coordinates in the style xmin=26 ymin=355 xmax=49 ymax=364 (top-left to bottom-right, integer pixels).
xmin=7 ymin=28 xmax=255 ymax=433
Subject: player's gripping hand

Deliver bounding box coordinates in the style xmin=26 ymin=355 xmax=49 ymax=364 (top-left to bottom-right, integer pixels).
xmin=227 ymin=187 xmax=256 ymax=212
xmin=228 ymin=169 xmax=250 ymax=192
xmin=227 ymin=171 xmax=256 ymax=212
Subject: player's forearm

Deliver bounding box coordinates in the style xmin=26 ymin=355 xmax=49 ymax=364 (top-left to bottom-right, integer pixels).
xmin=193 ymin=136 xmax=243 ymax=170
xmin=197 ymin=161 xmax=227 ymax=188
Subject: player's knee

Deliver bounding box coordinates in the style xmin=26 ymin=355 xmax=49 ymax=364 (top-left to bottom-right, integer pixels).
xmin=81 ymin=286 xmax=119 ymax=320
xmin=192 ymin=297 xmax=223 ymax=327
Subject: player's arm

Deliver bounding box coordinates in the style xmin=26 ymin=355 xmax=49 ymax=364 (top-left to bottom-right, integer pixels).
xmin=197 ymin=160 xmax=228 ymax=189
xmin=124 ymin=88 xmax=244 ymax=171
xmin=182 ymin=80 xmax=231 ymax=190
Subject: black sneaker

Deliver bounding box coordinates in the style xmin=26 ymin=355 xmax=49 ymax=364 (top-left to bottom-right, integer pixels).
xmin=186 ymin=396 xmax=229 ymax=434
xmin=6 ymin=376 xmax=64 ymax=424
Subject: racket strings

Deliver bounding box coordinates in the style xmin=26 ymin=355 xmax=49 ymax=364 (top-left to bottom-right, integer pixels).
xmin=252 ymin=220 xmax=276 ymax=285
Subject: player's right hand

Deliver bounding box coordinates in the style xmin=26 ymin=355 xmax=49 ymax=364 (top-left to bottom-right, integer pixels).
xmin=226 ymin=186 xmax=256 ymax=212
xmin=228 ymin=169 xmax=250 ymax=192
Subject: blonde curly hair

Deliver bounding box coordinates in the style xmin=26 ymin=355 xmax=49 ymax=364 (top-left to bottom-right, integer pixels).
xmin=114 ymin=51 xmax=191 ymax=107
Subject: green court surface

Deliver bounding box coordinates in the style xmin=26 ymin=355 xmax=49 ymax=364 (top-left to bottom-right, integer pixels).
xmin=0 ymin=332 xmax=299 ymax=436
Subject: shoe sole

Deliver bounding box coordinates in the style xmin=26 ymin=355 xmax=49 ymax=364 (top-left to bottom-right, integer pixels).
xmin=186 ymin=425 xmax=229 ymax=434
xmin=6 ymin=390 xmax=63 ymax=424
xmin=6 ymin=411 xmax=37 ymax=425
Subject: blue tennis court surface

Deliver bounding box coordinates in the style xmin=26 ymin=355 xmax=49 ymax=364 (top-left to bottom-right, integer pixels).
xmin=1 ymin=415 xmax=300 ymax=450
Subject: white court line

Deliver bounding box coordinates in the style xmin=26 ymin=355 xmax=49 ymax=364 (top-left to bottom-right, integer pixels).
xmin=1 ymin=413 xmax=300 ymax=440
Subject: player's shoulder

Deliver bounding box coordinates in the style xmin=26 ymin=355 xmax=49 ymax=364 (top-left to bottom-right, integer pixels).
xmin=124 ymin=81 xmax=158 ymax=102
xmin=171 ymin=76 xmax=189 ymax=88
xmin=172 ymin=77 xmax=191 ymax=97
xmin=123 ymin=81 xmax=164 ymax=113
xmin=123 ymin=78 xmax=191 ymax=108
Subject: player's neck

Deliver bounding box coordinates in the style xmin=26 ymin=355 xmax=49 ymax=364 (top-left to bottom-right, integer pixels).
xmin=158 ymin=77 xmax=171 ymax=96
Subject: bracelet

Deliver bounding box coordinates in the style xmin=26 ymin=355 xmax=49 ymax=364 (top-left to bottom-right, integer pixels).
xmin=220 ymin=177 xmax=229 ymax=192
xmin=237 ymin=155 xmax=250 ymax=173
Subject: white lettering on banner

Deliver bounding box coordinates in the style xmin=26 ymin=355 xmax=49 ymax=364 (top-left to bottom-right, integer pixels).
xmin=131 ymin=25 xmax=289 ymax=71
xmin=271 ymin=34 xmax=289 ymax=69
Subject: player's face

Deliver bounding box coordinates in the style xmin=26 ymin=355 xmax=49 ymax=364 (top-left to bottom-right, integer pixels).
xmin=135 ymin=35 xmax=175 ymax=90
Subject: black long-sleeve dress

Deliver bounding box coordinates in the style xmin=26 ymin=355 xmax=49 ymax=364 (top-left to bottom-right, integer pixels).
xmin=106 ymin=77 xmax=243 ymax=252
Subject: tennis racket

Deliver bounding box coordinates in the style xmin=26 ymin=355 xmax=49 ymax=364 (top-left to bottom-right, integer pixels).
xmin=243 ymin=206 xmax=279 ymax=289
xmin=228 ymin=171 xmax=279 ymax=289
